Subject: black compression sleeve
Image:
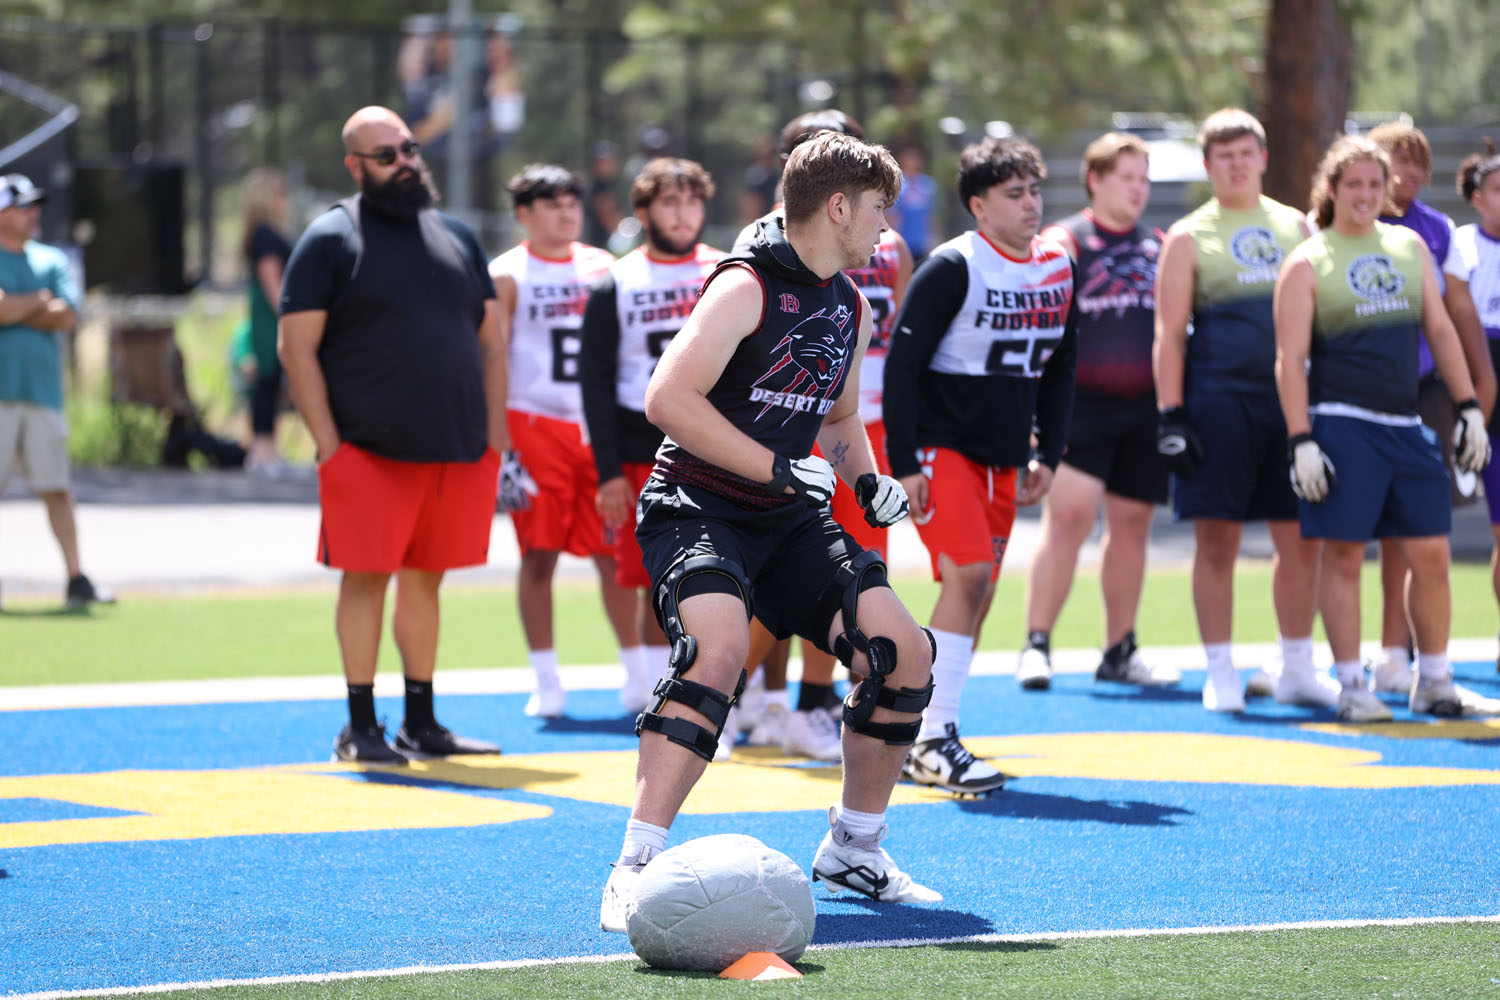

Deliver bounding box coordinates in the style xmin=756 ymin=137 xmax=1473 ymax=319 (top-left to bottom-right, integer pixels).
xmin=882 ymin=249 xmax=968 ymax=479
xmin=579 ymin=274 xmax=624 ymax=482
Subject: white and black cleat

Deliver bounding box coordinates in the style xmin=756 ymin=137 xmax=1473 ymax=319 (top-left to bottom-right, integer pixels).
xmin=902 ymin=723 xmax=1007 ymax=796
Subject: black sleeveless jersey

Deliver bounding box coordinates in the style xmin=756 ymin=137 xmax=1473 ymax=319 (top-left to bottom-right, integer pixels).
xmin=1054 ymin=210 xmax=1160 ymax=399
xmin=655 ymin=215 xmax=864 ymax=509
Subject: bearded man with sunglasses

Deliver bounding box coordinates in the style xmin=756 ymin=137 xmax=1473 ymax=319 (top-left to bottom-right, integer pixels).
xmin=280 ymin=105 xmax=512 ymax=764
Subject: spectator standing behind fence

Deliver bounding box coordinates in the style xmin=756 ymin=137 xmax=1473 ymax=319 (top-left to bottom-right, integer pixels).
xmin=0 ymin=174 xmax=113 ymax=610
xmin=237 ymin=168 xmax=293 ymax=477
xmin=279 ymin=107 xmax=507 ymax=764
xmin=887 ymin=143 xmax=938 ymax=261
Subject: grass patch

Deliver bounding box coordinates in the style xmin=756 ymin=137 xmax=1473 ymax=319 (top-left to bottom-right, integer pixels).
xmin=87 ymin=921 xmax=1500 ymax=999
xmin=2 ymin=564 xmax=1494 ymax=687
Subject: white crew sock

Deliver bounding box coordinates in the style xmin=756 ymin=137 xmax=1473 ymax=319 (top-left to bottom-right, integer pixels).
xmin=528 ymin=648 xmax=560 ymax=687
xmin=1204 ymin=641 xmax=1236 ymax=685
xmin=764 ymin=688 xmax=790 ymax=712
xmin=646 ymin=645 xmax=671 ymax=681
xmin=1333 ymin=659 xmax=1364 ymax=691
xmin=619 ymin=818 xmax=669 ymax=864
xmin=1416 ymin=651 xmax=1450 ymax=682
xmin=621 ymin=645 xmax=648 ymax=686
xmin=918 ymin=628 xmax=975 ymax=741
xmin=1382 ymin=645 xmax=1411 ymax=670
xmin=835 ymin=805 xmax=885 ymax=840
xmin=1279 ymin=635 xmax=1315 ymax=677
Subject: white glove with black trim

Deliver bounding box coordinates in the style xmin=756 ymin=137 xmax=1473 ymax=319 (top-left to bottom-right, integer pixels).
xmin=854 ymin=472 xmax=910 ymax=528
xmin=497 ymin=450 xmax=538 ymax=512
xmin=1453 ymin=398 xmax=1492 ymax=474
xmin=769 ymin=454 xmax=837 ymax=508
xmin=1287 ymin=432 xmax=1336 ymax=503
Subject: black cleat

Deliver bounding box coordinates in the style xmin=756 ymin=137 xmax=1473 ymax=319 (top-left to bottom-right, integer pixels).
xmin=394 ymin=722 xmax=500 ymax=757
xmin=66 ymin=574 xmax=116 ymax=608
xmin=335 ymin=723 xmax=409 ymax=765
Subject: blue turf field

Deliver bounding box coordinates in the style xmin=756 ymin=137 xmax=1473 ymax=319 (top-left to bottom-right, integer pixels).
xmin=4 ymin=663 xmax=1500 ymax=997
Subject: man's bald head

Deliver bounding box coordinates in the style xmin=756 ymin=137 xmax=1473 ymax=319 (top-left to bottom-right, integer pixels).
xmin=342 ymin=106 xmax=410 ymax=154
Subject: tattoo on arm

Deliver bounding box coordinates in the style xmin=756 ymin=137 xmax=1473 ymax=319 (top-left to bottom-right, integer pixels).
xmin=830 ymin=440 xmax=850 ymax=468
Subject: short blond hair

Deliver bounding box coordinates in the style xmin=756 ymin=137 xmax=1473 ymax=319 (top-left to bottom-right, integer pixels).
xmin=781 ymin=131 xmax=901 ymax=225
xmin=1081 ymin=132 xmax=1150 ymax=198
xmin=1198 ymin=108 xmax=1265 ymax=156
xmin=1367 ymin=122 xmax=1432 ymax=178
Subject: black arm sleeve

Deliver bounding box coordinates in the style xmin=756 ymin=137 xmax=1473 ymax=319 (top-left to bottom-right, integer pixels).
xmin=1032 ymin=259 xmax=1080 ymax=469
xmin=881 ymin=249 xmax=968 ymax=479
xmin=579 ymin=273 xmax=624 ymax=482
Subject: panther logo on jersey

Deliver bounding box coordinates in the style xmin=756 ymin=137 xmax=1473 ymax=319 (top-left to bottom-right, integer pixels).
xmin=749 ymin=304 xmax=854 ymax=423
xmin=1078 ymin=243 xmax=1157 ymax=317
xmin=1346 ymin=254 xmax=1405 ymax=300
xmin=1230 ymin=227 xmax=1284 ymax=269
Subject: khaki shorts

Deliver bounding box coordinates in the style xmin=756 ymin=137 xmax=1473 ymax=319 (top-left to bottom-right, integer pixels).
xmin=0 ymin=402 xmax=70 ymax=492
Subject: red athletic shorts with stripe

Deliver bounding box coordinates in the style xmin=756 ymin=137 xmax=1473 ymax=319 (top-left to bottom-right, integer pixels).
xmin=911 ymin=446 xmax=1016 ymax=582
xmin=506 ymin=410 xmax=611 ymax=557
xmin=611 ymin=461 xmax=656 ymax=588
xmin=317 ymin=443 xmax=499 ymax=573
xmin=815 ymin=419 xmax=890 ymax=560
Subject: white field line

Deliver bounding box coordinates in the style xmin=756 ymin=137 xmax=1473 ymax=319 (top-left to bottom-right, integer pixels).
xmin=9 ymin=912 xmax=1500 ymax=1000
xmin=3 ymin=639 xmax=1496 ymax=713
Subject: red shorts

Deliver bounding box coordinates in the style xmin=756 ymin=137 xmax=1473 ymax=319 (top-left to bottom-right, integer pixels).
xmin=818 ymin=419 xmax=890 ymax=559
xmin=317 ymin=443 xmax=498 ymax=573
xmin=911 ymin=447 xmax=1016 ymax=582
xmin=611 ymin=461 xmax=656 ymax=588
xmin=507 ymin=410 xmax=610 ymax=557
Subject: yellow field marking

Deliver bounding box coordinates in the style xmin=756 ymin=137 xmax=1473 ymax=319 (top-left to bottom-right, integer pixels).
xmin=0 ymin=766 xmax=550 ymax=849
xmin=1301 ymin=718 xmax=1500 ymax=741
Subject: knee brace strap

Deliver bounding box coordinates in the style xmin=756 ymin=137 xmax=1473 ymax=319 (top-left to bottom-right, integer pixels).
xmin=841 ymin=676 xmax=934 ymax=746
xmin=635 ymin=667 xmax=747 ymax=761
xmin=654 ymin=553 xmax=752 ymax=641
xmin=829 ymin=549 xmax=889 ymax=670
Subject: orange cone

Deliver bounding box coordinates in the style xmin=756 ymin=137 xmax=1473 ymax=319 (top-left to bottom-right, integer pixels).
xmin=718 ymin=951 xmax=803 ymax=980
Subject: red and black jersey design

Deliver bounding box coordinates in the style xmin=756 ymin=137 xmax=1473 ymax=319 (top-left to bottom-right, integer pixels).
xmin=656 ymin=216 xmax=863 ymax=509
xmin=1052 ymin=210 xmax=1160 ymax=399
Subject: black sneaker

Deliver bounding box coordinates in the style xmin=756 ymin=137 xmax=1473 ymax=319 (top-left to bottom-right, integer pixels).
xmin=65 ymin=574 xmax=116 ymax=608
xmin=334 ymin=723 xmax=409 ymax=765
xmin=393 ymin=722 xmax=501 ymax=757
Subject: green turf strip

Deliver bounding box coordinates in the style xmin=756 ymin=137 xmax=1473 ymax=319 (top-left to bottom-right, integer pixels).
xmin=2 ymin=565 xmax=1495 ymax=686
xmin=70 ymin=922 xmax=1500 ymax=1000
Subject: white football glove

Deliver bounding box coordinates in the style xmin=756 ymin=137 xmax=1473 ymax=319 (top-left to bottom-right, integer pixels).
xmin=497 ymin=449 xmax=538 ymax=512
xmin=1453 ymin=399 xmax=1492 ymax=474
xmin=1287 ymin=433 xmax=1336 ymax=503
xmin=854 ymin=472 xmax=910 ymax=527
xmin=769 ymin=454 xmax=837 ymax=508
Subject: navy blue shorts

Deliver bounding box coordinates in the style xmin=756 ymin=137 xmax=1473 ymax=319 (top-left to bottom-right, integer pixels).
xmin=1298 ymin=414 xmax=1450 ymax=541
xmin=635 ymin=476 xmax=886 ymax=655
xmin=1172 ymin=390 xmax=1297 ymax=522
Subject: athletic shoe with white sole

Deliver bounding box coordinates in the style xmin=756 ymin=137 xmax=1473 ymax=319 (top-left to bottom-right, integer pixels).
xmin=619 ymin=674 xmax=654 ymax=715
xmin=524 ymin=679 xmax=566 ymax=718
xmin=811 ymin=807 xmax=942 ymax=903
xmin=1409 ymin=675 xmax=1467 ymax=716
xmin=736 ymin=670 xmax=766 ymax=734
xmin=746 ymin=702 xmax=789 ymax=746
xmin=1275 ymin=666 xmax=1340 ymax=708
xmin=902 ymin=723 xmax=1006 ymax=795
xmin=1096 ymin=649 xmax=1181 ymax=686
xmin=1243 ymin=667 xmax=1276 ymax=698
xmin=713 ymin=706 xmax=738 ymax=762
xmin=598 ymin=845 xmax=657 ymax=932
xmin=1337 ymin=687 xmax=1393 ymax=723
xmin=1368 ymin=654 xmax=1414 ymax=694
xmin=1202 ymin=669 xmax=1246 ymax=713
xmin=1016 ymin=645 xmax=1052 ymax=691
xmin=781 ymin=707 xmax=843 ymax=762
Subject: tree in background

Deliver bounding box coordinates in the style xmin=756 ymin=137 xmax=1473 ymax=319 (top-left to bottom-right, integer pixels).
xmin=1261 ymin=0 xmax=1353 ymax=210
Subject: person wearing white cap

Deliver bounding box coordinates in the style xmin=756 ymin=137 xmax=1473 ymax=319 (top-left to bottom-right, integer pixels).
xmin=0 ymin=173 xmax=114 ymax=608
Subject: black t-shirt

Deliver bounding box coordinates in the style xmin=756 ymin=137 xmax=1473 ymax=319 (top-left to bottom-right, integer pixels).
xmin=249 ymin=224 xmax=292 ymax=268
xmin=280 ymin=198 xmax=497 ymax=462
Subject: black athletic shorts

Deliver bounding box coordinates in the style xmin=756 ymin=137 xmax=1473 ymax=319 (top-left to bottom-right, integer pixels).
xmin=1061 ymin=390 xmax=1169 ymax=505
xmin=635 ymin=475 xmax=887 ymax=655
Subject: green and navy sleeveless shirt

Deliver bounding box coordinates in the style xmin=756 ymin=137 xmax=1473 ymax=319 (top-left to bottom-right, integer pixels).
xmin=1304 ymin=222 xmax=1426 ymax=418
xmin=1181 ymin=195 xmax=1306 ymax=394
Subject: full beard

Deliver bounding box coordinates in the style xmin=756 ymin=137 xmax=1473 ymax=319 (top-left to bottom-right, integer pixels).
xmin=646 ymin=218 xmax=700 ymax=258
xmin=359 ymin=164 xmax=439 ymax=219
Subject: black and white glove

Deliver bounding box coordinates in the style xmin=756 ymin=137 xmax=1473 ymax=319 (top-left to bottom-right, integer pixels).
xmin=1453 ymin=398 xmax=1492 ymax=474
xmin=497 ymin=450 xmax=538 ymax=512
xmin=1287 ymin=432 xmax=1336 ymax=503
xmin=854 ymin=472 xmax=910 ymax=528
xmin=768 ymin=454 xmax=837 ymax=508
xmin=1156 ymin=407 xmax=1205 ymax=477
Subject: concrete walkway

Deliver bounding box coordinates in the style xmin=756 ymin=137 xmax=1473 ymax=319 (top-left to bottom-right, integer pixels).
xmin=1 ymin=466 xmax=1492 ymax=597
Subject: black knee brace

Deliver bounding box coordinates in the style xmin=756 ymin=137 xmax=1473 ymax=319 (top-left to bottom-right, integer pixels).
xmin=830 ymin=550 xmax=935 ymax=746
xmin=634 ymin=554 xmax=751 ymax=761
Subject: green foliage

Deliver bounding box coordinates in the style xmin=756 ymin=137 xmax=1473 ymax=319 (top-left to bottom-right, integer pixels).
xmin=64 ymin=396 xmax=165 ymax=469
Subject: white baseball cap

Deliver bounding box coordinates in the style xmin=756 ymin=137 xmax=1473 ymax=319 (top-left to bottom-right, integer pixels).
xmin=0 ymin=174 xmax=46 ymax=211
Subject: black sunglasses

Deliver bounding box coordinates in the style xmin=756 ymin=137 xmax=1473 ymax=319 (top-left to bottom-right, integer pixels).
xmin=351 ymin=140 xmax=421 ymax=167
